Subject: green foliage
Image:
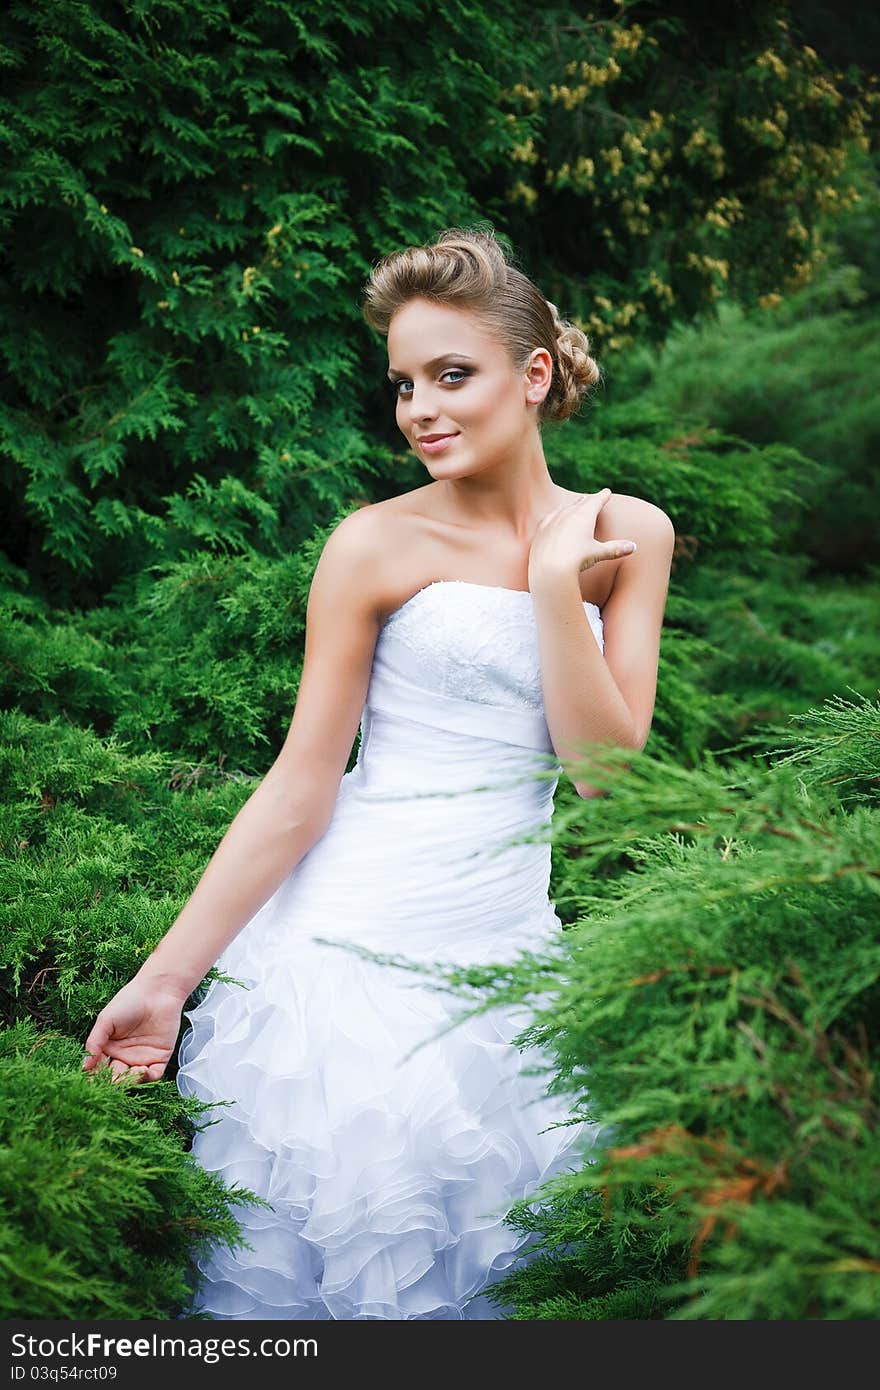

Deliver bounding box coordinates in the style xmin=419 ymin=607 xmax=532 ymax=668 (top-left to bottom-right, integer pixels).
xmin=0 ymin=1 xmax=870 ymax=604
xmin=475 ymin=1186 xmax=686 ymax=1320
xmin=0 ymin=0 xmax=538 ymax=600
xmin=547 ymin=395 xmax=879 ymax=762
xmin=410 ymin=695 xmax=880 ymax=1320
xmin=0 ymin=1019 xmax=264 ymax=1319
xmin=504 ymin=1 xmax=874 ymax=353
xmin=610 ymin=148 xmax=880 ymax=571
xmin=0 ymin=702 xmax=260 ymax=1039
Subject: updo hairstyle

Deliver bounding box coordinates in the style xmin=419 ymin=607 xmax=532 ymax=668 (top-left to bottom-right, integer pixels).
xmin=361 ymin=225 xmax=602 ymax=424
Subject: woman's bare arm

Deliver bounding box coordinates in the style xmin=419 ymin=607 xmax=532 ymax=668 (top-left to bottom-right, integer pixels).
xmin=133 ymin=507 xmax=386 ymax=1001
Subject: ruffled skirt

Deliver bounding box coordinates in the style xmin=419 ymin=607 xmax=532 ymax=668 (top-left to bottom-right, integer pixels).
xmin=176 ymin=754 xmax=599 ymax=1320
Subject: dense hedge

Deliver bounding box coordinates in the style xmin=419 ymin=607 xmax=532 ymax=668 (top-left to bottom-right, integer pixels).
xmin=0 ymin=1022 xmax=258 ymax=1319
xmin=0 ymin=0 xmax=871 ymax=604
xmin=458 ymin=694 xmax=880 ymax=1319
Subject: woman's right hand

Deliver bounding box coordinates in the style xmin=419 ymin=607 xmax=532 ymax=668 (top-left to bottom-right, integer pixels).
xmin=82 ymin=976 xmax=189 ymax=1084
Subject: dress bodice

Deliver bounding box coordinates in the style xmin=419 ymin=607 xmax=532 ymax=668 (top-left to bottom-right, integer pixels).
xmin=360 ymin=579 xmax=604 ymax=758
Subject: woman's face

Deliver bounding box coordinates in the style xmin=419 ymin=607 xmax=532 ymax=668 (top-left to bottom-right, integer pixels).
xmin=386 ymin=297 xmax=548 ymax=478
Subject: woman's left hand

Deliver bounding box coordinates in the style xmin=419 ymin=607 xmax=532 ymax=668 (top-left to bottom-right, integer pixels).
xmin=528 ymin=488 xmax=636 ymax=589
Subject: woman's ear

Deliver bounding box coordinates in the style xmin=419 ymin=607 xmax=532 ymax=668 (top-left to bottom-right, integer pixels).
xmin=525 ymin=347 xmax=552 ymax=405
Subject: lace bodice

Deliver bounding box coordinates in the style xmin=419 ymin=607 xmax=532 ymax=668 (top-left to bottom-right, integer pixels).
xmin=361 ymin=579 xmax=604 ymax=756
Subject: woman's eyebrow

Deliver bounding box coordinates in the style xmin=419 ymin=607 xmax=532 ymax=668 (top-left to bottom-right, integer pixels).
xmin=386 ymin=354 xmax=477 ymax=380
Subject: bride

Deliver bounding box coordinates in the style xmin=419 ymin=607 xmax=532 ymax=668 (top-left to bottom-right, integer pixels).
xmin=82 ymin=226 xmax=674 ymax=1319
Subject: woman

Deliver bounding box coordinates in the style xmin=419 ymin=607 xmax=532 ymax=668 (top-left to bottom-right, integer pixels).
xmin=82 ymin=226 xmax=674 ymax=1319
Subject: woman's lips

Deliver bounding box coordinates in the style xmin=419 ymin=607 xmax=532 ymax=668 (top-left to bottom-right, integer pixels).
xmin=418 ymin=434 xmax=459 ymax=454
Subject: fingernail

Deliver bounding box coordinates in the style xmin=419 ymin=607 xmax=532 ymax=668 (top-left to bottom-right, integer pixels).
xmin=621 ymin=541 xmax=636 ymax=553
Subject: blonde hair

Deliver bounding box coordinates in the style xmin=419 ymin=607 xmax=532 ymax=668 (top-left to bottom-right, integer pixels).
xmin=362 ymin=225 xmax=602 ymax=424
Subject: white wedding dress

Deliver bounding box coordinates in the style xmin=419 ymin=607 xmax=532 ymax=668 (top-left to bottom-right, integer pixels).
xmin=175 ymin=579 xmax=605 ymax=1320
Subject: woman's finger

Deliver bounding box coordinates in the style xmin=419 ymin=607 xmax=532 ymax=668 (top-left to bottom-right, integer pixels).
xmin=83 ymin=1015 xmax=111 ymax=1062
xmin=608 ymin=538 xmax=636 ymax=558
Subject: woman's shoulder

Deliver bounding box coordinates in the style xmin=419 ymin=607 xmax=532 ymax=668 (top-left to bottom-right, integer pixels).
xmin=332 ymin=489 xmax=432 ymax=548
xmin=336 ymin=487 xmax=448 ymax=560
xmin=322 ymin=493 xmax=435 ymax=622
xmin=602 ymin=490 xmax=675 ymax=539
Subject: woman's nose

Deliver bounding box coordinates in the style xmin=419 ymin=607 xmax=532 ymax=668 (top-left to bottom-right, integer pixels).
xmin=408 ymin=391 xmax=439 ymax=422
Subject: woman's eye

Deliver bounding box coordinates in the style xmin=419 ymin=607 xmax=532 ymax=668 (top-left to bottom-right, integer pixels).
xmin=393 ymin=369 xmax=469 ymax=397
